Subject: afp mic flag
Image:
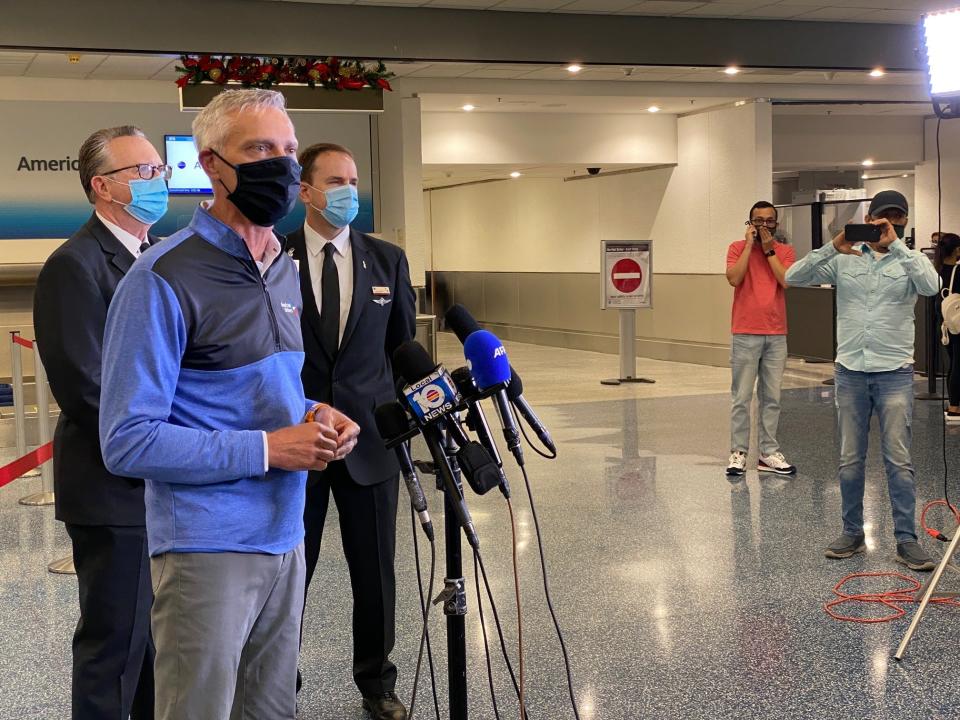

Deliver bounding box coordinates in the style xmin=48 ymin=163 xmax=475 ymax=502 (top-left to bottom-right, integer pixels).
xmin=445 ymin=305 xmax=556 ymax=458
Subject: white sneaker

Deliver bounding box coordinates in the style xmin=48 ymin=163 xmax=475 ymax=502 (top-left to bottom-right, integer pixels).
xmin=945 ymin=411 xmax=960 ymax=425
xmin=759 ymin=452 xmax=797 ymax=475
xmin=726 ymin=451 xmax=747 ymax=477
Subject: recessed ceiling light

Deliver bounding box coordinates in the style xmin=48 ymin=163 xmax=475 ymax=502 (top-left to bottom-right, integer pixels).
xmin=862 ymin=159 xmax=875 ymax=167
xmin=462 ymin=104 xmax=475 ymax=112
xmin=869 ymin=68 xmax=886 ymax=78
xmin=902 ymin=174 xmax=910 ymax=178
xmin=647 ymin=105 xmax=660 ymax=113
xmin=861 ymin=173 xmax=869 ymax=179
xmin=510 ymin=171 xmax=522 ymax=178
xmin=567 ymin=64 xmax=583 ymax=74
xmin=724 ymin=66 xmax=740 ymax=75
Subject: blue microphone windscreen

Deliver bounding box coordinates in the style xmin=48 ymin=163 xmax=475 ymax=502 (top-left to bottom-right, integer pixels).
xmin=464 ymin=330 xmax=511 ymax=390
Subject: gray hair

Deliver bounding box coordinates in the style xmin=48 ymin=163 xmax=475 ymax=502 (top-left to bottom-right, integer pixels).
xmin=78 ymin=125 xmax=145 ymax=203
xmin=192 ymin=88 xmax=289 ymax=155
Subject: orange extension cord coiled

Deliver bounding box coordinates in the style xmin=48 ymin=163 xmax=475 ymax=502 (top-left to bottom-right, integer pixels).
xmin=823 ymin=501 xmax=960 ymax=624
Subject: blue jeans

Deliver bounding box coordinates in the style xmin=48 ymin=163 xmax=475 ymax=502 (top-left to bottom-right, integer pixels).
xmin=834 ymin=364 xmax=917 ymax=543
xmin=730 ymin=334 xmax=787 ymax=456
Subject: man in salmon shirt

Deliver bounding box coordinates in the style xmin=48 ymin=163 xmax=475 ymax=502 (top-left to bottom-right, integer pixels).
xmin=725 ymin=201 xmax=797 ymax=477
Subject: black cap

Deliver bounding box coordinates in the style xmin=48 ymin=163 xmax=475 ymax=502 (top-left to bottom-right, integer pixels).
xmin=868 ymin=190 xmax=908 ymax=218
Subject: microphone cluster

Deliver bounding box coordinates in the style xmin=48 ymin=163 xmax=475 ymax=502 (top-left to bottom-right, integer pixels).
xmin=374 ymin=305 xmax=556 ymax=546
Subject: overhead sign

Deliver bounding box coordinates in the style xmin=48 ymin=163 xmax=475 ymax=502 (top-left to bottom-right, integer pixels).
xmin=602 ymin=241 xmax=652 ymax=309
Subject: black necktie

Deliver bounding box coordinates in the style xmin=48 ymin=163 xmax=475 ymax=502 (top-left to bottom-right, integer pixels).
xmin=320 ymin=243 xmax=340 ymax=358
xmin=138 ymin=239 xmax=151 ymax=256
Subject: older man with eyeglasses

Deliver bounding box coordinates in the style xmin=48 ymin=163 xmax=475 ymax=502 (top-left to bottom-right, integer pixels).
xmin=34 ymin=126 xmax=171 ymax=720
xmin=725 ymin=200 xmax=797 ymax=477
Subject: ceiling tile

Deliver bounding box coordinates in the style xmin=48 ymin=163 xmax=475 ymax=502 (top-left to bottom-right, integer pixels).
xmin=794 ymin=7 xmax=869 ymax=21
xmin=427 ymin=0 xmax=500 ymax=6
xmin=490 ymin=0 xmax=583 ymax=8
xmin=25 ymin=52 xmax=108 ymax=79
xmin=556 ymin=0 xmax=643 ymax=12
xmin=90 ymin=54 xmax=178 ymax=80
xmin=739 ymin=4 xmax=821 ymax=18
xmin=618 ymin=1 xmax=706 ymax=12
xmin=407 ymin=62 xmax=486 ymax=77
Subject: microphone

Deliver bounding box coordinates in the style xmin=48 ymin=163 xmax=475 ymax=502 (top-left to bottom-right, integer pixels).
xmin=505 ymin=368 xmax=556 ymax=456
xmin=463 ymin=329 xmax=525 ymax=466
xmin=392 ymin=341 xmax=480 ymax=548
xmin=445 ymin=304 xmax=556 ymax=457
xmin=375 ymin=402 xmax=434 ymax=542
xmin=451 ymin=367 xmax=511 ymax=498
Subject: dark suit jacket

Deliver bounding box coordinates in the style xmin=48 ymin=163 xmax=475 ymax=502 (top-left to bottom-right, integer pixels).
xmin=33 ymin=213 xmax=154 ymax=526
xmin=288 ymin=226 xmax=416 ymax=486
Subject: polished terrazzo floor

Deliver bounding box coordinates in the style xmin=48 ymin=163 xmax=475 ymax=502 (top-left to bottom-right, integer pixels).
xmin=2 ymin=335 xmax=960 ymax=719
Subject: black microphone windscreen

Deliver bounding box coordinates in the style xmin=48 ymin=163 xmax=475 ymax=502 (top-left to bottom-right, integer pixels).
xmin=450 ymin=366 xmax=476 ymax=395
xmin=444 ymin=304 xmax=482 ymax=343
xmin=392 ymin=341 xmax=437 ymax=384
xmin=506 ymin=367 xmax=524 ymax=400
xmin=375 ymin=402 xmax=411 ymax=442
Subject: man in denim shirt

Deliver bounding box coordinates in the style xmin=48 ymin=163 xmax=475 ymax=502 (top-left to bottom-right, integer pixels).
xmin=786 ymin=191 xmax=939 ymax=570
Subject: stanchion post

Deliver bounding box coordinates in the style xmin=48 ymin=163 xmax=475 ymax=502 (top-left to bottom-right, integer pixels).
xmin=10 ymin=332 xmax=40 ymax=480
xmin=19 ymin=339 xmax=54 ymax=506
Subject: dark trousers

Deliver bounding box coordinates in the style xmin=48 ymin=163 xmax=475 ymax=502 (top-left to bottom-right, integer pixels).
xmin=65 ymin=523 xmax=154 ymax=720
xmin=948 ymin=333 xmax=960 ymax=407
xmin=303 ymin=462 xmax=400 ymax=697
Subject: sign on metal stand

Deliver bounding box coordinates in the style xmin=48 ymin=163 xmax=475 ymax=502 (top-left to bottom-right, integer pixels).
xmin=600 ymin=241 xmax=655 ymax=386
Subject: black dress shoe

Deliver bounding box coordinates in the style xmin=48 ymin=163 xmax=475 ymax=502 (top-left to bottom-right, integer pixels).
xmin=296 ymin=668 xmax=302 ymax=694
xmin=362 ymin=691 xmax=408 ymax=720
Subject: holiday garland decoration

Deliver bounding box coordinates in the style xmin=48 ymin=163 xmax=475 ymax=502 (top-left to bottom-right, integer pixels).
xmin=175 ymin=55 xmax=394 ymax=92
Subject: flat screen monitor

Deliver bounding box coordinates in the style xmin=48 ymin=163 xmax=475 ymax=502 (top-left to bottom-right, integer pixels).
xmin=165 ymin=135 xmax=212 ymax=195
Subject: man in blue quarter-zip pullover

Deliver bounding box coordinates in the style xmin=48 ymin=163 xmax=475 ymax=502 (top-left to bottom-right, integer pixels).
xmin=100 ymin=89 xmax=360 ymax=720
xmin=786 ymin=190 xmax=939 ymax=572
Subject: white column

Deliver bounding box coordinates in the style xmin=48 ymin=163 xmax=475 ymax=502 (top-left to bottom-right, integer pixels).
xmin=916 ymin=117 xmax=960 ymax=248
xmin=376 ymin=93 xmax=426 ymax=287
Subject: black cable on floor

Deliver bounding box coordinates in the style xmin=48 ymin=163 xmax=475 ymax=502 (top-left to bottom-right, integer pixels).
xmin=476 ymin=550 xmax=533 ymax=720
xmin=518 ymin=464 xmax=582 ymax=720
xmin=506 ymin=497 xmax=526 ymax=720
xmin=409 ymin=507 xmax=441 ymax=720
xmin=474 ymin=551 xmax=503 ymax=720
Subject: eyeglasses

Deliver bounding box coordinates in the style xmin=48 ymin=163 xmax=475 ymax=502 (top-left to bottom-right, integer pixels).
xmin=747 ymin=219 xmax=779 ymax=228
xmin=102 ymin=163 xmax=173 ymax=181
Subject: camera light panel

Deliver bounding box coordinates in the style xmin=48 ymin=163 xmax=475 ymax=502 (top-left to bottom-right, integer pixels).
xmin=924 ymin=8 xmax=960 ymax=99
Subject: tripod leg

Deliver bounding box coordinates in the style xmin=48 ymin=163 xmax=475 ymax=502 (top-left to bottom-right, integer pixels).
xmin=894 ymin=528 xmax=960 ymax=660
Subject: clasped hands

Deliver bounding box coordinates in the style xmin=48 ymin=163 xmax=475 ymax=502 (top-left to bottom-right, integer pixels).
xmin=267 ymin=404 xmax=361 ymax=472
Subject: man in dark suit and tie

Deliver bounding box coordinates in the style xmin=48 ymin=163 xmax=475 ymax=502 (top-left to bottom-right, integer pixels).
xmin=33 ymin=126 xmax=169 ymax=720
xmin=289 ymin=143 xmax=416 ymax=720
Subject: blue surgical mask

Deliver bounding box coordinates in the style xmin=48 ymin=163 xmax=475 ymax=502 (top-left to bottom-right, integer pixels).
xmin=318 ymin=184 xmax=359 ymax=228
xmin=111 ymin=176 xmax=169 ymax=225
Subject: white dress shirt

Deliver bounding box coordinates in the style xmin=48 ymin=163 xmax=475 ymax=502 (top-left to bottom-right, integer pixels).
xmin=303 ymin=222 xmax=353 ymax=344
xmin=96 ymin=211 xmax=146 ymax=258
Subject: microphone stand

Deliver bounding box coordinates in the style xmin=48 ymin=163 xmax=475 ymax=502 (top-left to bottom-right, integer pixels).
xmin=437 ymin=424 xmax=469 ymax=720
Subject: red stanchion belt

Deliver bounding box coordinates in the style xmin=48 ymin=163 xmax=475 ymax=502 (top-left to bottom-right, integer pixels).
xmin=0 ymin=442 xmax=53 ymax=489
xmin=11 ymin=335 xmax=34 ymax=349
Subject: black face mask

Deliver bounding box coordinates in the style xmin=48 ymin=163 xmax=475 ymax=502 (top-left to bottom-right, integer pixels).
xmin=893 ymin=224 xmax=906 ymax=240
xmin=212 ymin=150 xmax=301 ymax=227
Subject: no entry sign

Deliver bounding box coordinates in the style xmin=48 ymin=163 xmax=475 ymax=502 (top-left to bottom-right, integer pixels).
xmin=611 ymin=259 xmax=642 ymax=294
xmin=602 ymin=241 xmax=652 ymax=309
